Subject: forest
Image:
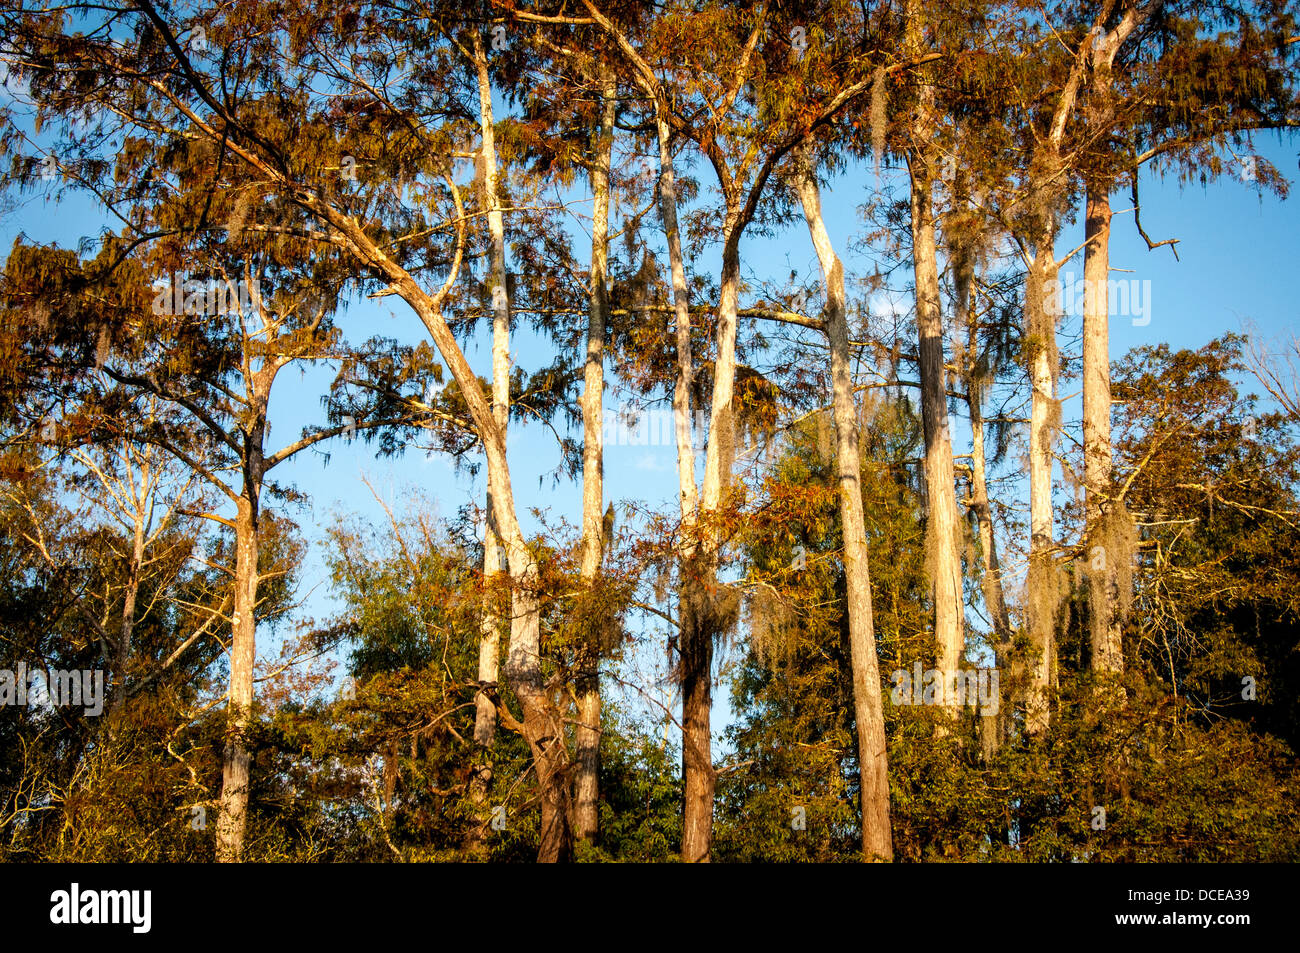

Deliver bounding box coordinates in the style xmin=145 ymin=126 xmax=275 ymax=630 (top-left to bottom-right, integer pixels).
xmin=0 ymin=0 xmax=1298 ymax=864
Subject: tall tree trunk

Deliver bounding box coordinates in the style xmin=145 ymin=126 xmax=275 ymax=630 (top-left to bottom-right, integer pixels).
xmin=275 ymin=36 xmax=568 ymax=860
xmin=907 ymin=154 xmax=966 ymax=702
xmin=675 ymin=210 xmax=748 ymax=863
xmin=1025 ymin=237 xmax=1059 ymax=735
xmin=969 ymin=384 xmax=1011 ymax=755
xmin=657 ymin=115 xmax=699 ymax=525
xmin=701 ymin=224 xmax=741 ymax=522
xmin=111 ymin=520 xmax=144 ymax=714
xmin=1084 ymin=185 xmax=1122 ymax=679
xmin=471 ymin=31 xmax=574 ymax=862
xmin=1083 ymin=24 xmax=1126 ymax=683
xmin=330 ymin=186 xmax=572 ymax=863
xmin=216 ymin=482 xmax=259 ymax=862
xmin=653 ymin=112 xmax=713 ymax=863
xmin=467 ymin=33 xmax=506 ymax=842
xmin=905 ymin=0 xmax=964 ymax=705
xmin=967 ymin=402 xmax=1011 ymax=643
xmin=573 ymin=71 xmax=616 ymax=847
xmin=795 ymin=148 xmax=893 ymax=861
xmin=953 ymin=221 xmax=1012 ymax=752
xmin=467 ymin=31 xmax=508 ymax=844
xmin=577 ymin=4 xmax=739 ymax=860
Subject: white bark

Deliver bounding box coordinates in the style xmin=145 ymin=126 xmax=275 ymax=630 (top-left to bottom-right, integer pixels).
xmin=469 ymin=32 xmax=507 ymax=829
xmin=1083 ymin=183 xmax=1122 ymax=676
xmin=1025 ymin=240 xmax=1059 ymax=735
xmin=908 ymin=156 xmax=966 ymax=702
xmin=657 ymin=115 xmax=700 ymax=529
xmin=574 ymin=70 xmax=617 ymax=846
xmin=468 ymin=31 xmax=573 ymax=860
xmin=795 ymin=147 xmax=893 ymax=861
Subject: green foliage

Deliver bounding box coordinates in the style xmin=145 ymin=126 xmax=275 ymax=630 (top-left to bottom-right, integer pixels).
xmin=717 ymin=369 xmax=1300 ymax=861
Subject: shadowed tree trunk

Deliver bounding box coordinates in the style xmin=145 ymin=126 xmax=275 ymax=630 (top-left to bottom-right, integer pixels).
xmin=952 ymin=216 xmax=1012 ymax=752
xmin=906 ymin=0 xmax=965 ymax=709
xmin=216 ymin=455 xmax=261 ymax=861
xmin=112 ymin=518 xmax=144 ymax=714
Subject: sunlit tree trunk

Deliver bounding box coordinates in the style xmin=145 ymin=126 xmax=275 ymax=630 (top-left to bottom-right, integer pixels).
xmin=795 ymin=147 xmax=893 ymax=861
xmin=656 ymin=116 xmax=700 ymax=526
xmin=470 ymin=31 xmax=574 ymax=861
xmin=1083 ymin=182 xmax=1122 ymax=676
xmin=653 ymin=111 xmax=713 ymax=863
xmin=1025 ymin=237 xmax=1059 ymax=735
xmin=907 ymin=156 xmax=965 ymax=703
xmin=468 ymin=32 xmax=507 ymax=841
xmin=573 ymin=70 xmax=617 ymax=847
xmin=1083 ymin=25 xmax=1130 ymax=683
xmin=469 ymin=503 xmax=502 ymax=840
xmin=677 ymin=218 xmax=744 ymax=862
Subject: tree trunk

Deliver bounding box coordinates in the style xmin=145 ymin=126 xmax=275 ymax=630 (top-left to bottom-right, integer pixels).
xmin=216 ymin=486 xmax=259 ymax=862
xmin=1082 ymin=24 xmax=1127 ymax=687
xmin=967 ymin=403 xmax=1011 ymax=643
xmin=907 ymin=153 xmax=966 ymax=702
xmin=795 ymin=148 xmax=893 ymax=861
xmin=503 ymin=567 xmax=573 ymax=862
xmin=903 ymin=0 xmax=964 ymax=704
xmin=953 ymin=220 xmax=1012 ymax=752
xmin=1083 ymin=181 xmax=1122 ymax=677
xmin=653 ymin=112 xmax=714 ymax=863
xmin=970 ymin=386 xmax=1011 ymax=756
xmin=467 ymin=31 xmax=509 ymax=845
xmin=656 ymin=115 xmax=700 ymax=524
xmin=701 ymin=225 xmax=741 ymax=522
xmin=573 ymin=70 xmax=616 ymax=847
xmin=676 ymin=215 xmax=746 ymax=864
xmin=333 ymin=187 xmax=572 ymax=862
xmin=1025 ymin=238 xmax=1059 ymax=735
xmin=678 ymin=582 xmax=713 ymax=863
xmin=471 ymin=31 xmax=574 ymax=862
xmin=111 ymin=520 xmax=144 ymax=714
xmin=469 ymin=508 xmax=501 ymax=836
